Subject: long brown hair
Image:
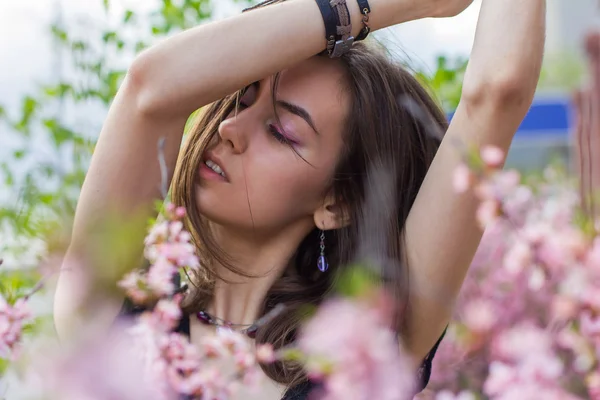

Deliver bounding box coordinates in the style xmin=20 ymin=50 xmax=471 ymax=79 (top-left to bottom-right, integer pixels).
xmin=170 ymin=41 xmax=448 ymax=387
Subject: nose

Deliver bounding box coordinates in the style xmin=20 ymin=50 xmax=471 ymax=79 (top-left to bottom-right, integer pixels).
xmin=218 ymin=113 xmax=248 ymax=153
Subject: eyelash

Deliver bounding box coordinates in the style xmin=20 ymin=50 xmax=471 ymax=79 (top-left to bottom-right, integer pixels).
xmin=268 ymin=124 xmax=292 ymax=145
xmin=238 ymin=101 xmax=294 ymax=146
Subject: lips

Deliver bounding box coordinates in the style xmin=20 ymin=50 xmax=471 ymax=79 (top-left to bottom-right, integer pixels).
xmin=202 ymin=153 xmax=229 ymax=181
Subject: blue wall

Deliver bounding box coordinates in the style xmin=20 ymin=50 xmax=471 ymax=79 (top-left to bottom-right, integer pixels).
xmin=514 ymin=97 xmax=572 ymax=140
xmin=449 ymin=96 xmax=573 ymax=141
xmin=448 ymin=96 xmax=574 ymax=170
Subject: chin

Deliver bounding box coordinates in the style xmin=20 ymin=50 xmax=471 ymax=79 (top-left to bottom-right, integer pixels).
xmin=194 ymin=190 xmax=253 ymax=231
xmin=194 ymin=183 xmax=311 ymax=236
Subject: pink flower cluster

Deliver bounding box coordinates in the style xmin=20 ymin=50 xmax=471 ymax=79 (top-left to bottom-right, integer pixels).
xmin=118 ymin=204 xmax=200 ymax=303
xmin=0 ymin=296 xmax=31 ymax=360
xmin=298 ymin=293 xmax=415 ymax=400
xmin=127 ymin=296 xmax=274 ymax=399
xmin=425 ymin=148 xmax=600 ymax=399
xmin=117 ymin=203 xmax=273 ymax=399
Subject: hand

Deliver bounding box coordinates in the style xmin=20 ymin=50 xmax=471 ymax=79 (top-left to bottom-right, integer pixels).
xmin=425 ymin=0 xmax=475 ymax=18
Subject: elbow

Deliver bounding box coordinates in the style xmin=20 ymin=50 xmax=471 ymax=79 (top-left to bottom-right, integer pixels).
xmin=126 ymin=54 xmax=167 ymax=117
xmin=461 ymin=72 xmax=538 ymax=113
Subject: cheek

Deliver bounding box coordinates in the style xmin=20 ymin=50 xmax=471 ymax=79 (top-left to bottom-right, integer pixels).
xmin=195 ymin=151 xmax=336 ymax=230
xmin=243 ymin=155 xmax=333 ymax=224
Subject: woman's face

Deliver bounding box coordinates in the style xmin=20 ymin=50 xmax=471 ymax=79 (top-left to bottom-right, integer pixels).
xmin=195 ymin=56 xmax=350 ymax=236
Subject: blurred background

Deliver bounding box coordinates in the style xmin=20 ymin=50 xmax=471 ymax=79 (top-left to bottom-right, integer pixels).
xmin=0 ymin=0 xmax=597 ymax=270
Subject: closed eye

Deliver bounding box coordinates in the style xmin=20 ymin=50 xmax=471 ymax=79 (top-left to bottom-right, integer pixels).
xmin=268 ymin=124 xmax=295 ymax=145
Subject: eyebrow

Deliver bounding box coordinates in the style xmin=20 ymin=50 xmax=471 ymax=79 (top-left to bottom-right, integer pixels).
xmin=250 ymin=80 xmax=321 ymax=136
xmin=276 ymin=100 xmax=321 ymax=136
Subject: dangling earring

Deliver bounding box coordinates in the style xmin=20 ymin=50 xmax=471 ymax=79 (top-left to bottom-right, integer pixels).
xmin=318 ymin=230 xmax=329 ymax=272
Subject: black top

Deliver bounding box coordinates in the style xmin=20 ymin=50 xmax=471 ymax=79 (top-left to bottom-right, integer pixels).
xmin=118 ymin=297 xmax=444 ymax=399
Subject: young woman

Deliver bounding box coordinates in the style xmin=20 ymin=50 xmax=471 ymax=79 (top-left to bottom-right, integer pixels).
xmin=53 ymin=0 xmax=546 ymax=398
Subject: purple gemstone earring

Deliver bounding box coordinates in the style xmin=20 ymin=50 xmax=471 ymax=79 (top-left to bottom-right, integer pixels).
xmin=317 ymin=230 xmax=329 ymax=272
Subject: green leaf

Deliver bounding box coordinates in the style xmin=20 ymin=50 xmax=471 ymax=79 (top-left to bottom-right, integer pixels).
xmin=14 ymin=96 xmax=39 ymax=135
xmin=0 ymin=359 xmax=8 ymax=375
xmin=102 ymin=31 xmax=117 ymax=44
xmin=71 ymin=40 xmax=87 ymax=52
xmin=106 ymin=70 xmax=127 ymax=98
xmin=42 ymin=118 xmax=58 ymax=130
xmin=43 ymin=83 xmax=73 ymax=98
xmin=124 ymin=10 xmax=135 ymax=23
xmin=22 ymin=97 xmax=38 ymax=118
xmin=50 ymin=25 xmax=68 ymax=42
xmin=135 ymin=41 xmax=148 ymax=53
xmin=39 ymin=193 xmax=55 ymax=205
xmin=335 ymin=264 xmax=379 ymax=298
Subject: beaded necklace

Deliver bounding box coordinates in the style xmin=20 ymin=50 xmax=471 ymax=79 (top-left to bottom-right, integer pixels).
xmin=195 ymin=303 xmax=286 ymax=339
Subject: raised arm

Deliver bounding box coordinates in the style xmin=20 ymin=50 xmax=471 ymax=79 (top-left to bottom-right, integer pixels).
xmin=53 ymin=0 xmax=468 ymax=339
xmin=404 ymin=0 xmax=546 ymax=359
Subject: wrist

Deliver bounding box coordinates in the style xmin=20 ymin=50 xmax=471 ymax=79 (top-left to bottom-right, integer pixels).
xmin=364 ymin=0 xmax=431 ymax=32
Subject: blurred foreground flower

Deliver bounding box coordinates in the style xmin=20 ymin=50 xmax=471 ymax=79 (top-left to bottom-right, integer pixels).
xmin=118 ymin=204 xmax=200 ymax=304
xmin=424 ymin=146 xmax=600 ymax=399
xmin=297 ymin=290 xmax=415 ymax=400
xmin=0 ymin=296 xmax=31 ymax=360
xmin=11 ymin=142 xmax=600 ymax=399
xmin=126 ymin=302 xmax=271 ymax=399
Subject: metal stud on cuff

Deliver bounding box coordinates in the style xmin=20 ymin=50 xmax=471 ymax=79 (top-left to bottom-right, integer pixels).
xmin=331 ymin=36 xmax=355 ymax=58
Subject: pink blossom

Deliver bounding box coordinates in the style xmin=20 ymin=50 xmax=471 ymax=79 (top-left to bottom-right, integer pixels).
xmin=580 ymin=311 xmax=600 ymax=338
xmin=462 ymin=299 xmax=497 ymax=332
xmin=157 ymin=241 xmax=200 ymax=270
xmin=503 ymin=239 xmax=532 ymax=275
xmin=483 ymin=362 xmax=518 ymax=396
xmin=494 ymin=170 xmax=521 ymax=193
xmin=0 ymin=296 xmax=31 ymax=359
xmin=492 ymin=323 xmax=555 ymax=364
xmin=556 ymin=328 xmax=595 ymax=373
xmin=256 ymin=344 xmax=275 ymax=363
xmin=420 ymin=163 xmax=600 ymax=398
xmin=152 ymin=297 xmax=183 ymax=332
xmin=475 ymin=181 xmax=495 ymax=201
xmin=550 ymin=296 xmax=579 ymax=321
xmin=175 ymin=207 xmax=186 ymax=218
xmin=585 ymin=237 xmax=600 ymax=270
xmin=527 ymin=266 xmax=546 ymax=291
xmin=480 ymin=145 xmax=505 ymax=168
xmin=503 ymin=185 xmax=533 ymax=222
xmin=586 ymin=371 xmax=600 ymax=399
xmin=537 ymin=229 xmax=587 ymax=272
xmin=146 ymin=257 xmax=177 ymax=296
xmin=453 ymin=164 xmax=473 ymax=193
xmin=476 ymin=200 xmax=500 ymax=227
xmin=128 ymin=315 xmax=265 ymax=399
xmin=144 ymin=221 xmax=170 ymax=257
xmin=435 ymin=390 xmax=477 ymax=400
xmin=299 ymin=297 xmax=414 ymax=400
xmin=122 ymin=204 xmax=200 ymax=304
xmin=118 ymin=270 xmax=150 ymax=304
xmin=26 ymin=321 xmax=173 ymax=400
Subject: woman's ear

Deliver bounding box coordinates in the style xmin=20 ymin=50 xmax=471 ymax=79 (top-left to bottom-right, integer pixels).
xmin=313 ymin=196 xmax=351 ymax=231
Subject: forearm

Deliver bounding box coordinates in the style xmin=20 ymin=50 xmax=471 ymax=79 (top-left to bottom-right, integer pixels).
xmin=130 ymin=0 xmax=429 ymax=117
xmin=462 ymin=0 xmax=546 ymax=106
